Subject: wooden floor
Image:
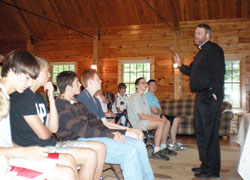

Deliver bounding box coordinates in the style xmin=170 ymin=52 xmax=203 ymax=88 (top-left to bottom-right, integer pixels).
xmin=102 ymin=134 xmax=241 ymax=180
xmin=176 ymin=134 xmax=239 ymax=147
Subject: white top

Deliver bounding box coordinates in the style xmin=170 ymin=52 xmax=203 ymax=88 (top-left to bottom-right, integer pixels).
xmin=0 ymin=83 xmax=12 ymax=147
xmin=115 ymin=93 xmax=128 ymax=111
xmin=96 ymin=95 xmax=108 ymax=113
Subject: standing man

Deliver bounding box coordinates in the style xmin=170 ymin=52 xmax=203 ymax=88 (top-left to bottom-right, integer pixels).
xmin=173 ymin=24 xmax=225 ymax=178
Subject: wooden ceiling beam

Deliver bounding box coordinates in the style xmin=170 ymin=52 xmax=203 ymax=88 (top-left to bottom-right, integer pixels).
xmin=142 ymin=0 xmax=177 ymax=34
xmin=47 ymin=0 xmax=66 ymax=30
xmin=82 ymin=0 xmax=100 ymax=30
xmin=5 ymin=0 xmax=31 ymax=39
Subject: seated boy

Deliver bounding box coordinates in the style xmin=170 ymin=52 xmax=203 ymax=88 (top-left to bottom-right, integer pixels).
xmin=146 ymin=79 xmax=183 ymax=150
xmin=10 ymin=56 xmax=105 ymax=180
xmin=77 ymin=69 xmax=143 ymax=141
xmin=127 ymin=77 xmax=177 ymax=161
xmin=0 ymin=49 xmax=77 ymax=180
xmin=115 ymin=83 xmax=128 ymax=114
xmin=56 ymin=70 xmax=154 ymax=180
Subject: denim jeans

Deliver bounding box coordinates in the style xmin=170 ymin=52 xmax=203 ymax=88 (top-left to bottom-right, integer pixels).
xmin=78 ymin=136 xmax=154 ymax=180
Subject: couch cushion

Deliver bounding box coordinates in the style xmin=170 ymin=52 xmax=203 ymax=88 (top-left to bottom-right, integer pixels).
xmin=160 ymin=98 xmax=194 ymax=117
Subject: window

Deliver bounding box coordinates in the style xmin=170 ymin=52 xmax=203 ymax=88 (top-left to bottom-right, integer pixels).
xmin=224 ymin=60 xmax=240 ymax=108
xmin=50 ymin=62 xmax=76 ymax=84
xmin=121 ymin=61 xmax=151 ymax=95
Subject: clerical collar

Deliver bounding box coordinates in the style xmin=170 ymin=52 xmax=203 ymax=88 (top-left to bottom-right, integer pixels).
xmin=198 ymin=41 xmax=208 ymax=49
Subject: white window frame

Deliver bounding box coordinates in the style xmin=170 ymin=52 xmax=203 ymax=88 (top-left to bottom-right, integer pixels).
xmin=50 ymin=62 xmax=77 ymax=94
xmin=224 ymin=58 xmax=241 ymax=108
xmin=119 ymin=59 xmax=153 ymax=96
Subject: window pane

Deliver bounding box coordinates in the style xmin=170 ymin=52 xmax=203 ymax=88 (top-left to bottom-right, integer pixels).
xmin=232 ymin=84 xmax=240 ymax=107
xmin=124 ymin=73 xmax=130 ymax=83
xmin=144 ymin=63 xmax=150 ymax=71
xmin=52 ymin=64 xmax=75 ymax=85
xmin=137 ymin=64 xmax=143 ymax=72
xmin=124 ymin=64 xmax=130 ymax=72
xmin=53 ymin=75 xmax=57 ymax=84
xmin=53 ymin=65 xmax=58 ymax=73
xmin=131 ymin=64 xmax=137 ymax=72
xmin=225 ymin=61 xmax=232 ymax=70
xmin=126 ymin=84 xmax=130 ymax=94
xmin=232 ymin=71 xmax=240 ymax=82
xmin=232 ymin=61 xmax=239 ymax=70
xmin=144 ymin=73 xmax=150 ymax=81
xmin=131 ymin=72 xmax=136 ymax=82
xmin=122 ymin=62 xmax=150 ymax=95
xmin=224 ymin=83 xmax=232 ymax=95
xmin=225 ymin=70 xmax=232 ymax=82
xmin=64 ymin=65 xmax=69 ymax=71
xmin=70 ymin=65 xmax=75 ymax=71
xmin=58 ymin=66 xmax=63 ymax=72
xmin=224 ymin=60 xmax=240 ymax=108
xmin=130 ymin=84 xmax=136 ymax=94
xmin=137 ymin=72 xmax=143 ymax=78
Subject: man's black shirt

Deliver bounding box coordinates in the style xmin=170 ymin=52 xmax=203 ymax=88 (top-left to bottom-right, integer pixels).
xmin=180 ymin=41 xmax=225 ymax=99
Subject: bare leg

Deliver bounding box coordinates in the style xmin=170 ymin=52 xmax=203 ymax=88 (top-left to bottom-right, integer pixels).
xmin=160 ymin=118 xmax=171 ymax=144
xmin=87 ymin=141 xmax=106 ymax=180
xmin=146 ymin=120 xmax=165 ymax=147
xmin=57 ymin=154 xmax=78 ymax=180
xmin=71 ymin=148 xmax=98 ymax=180
xmin=170 ymin=117 xmax=181 ymax=145
xmin=125 ymin=128 xmax=144 ymax=141
xmin=47 ymin=165 xmax=76 ymax=180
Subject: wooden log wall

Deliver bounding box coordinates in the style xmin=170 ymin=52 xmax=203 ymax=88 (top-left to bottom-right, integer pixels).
xmin=0 ymin=18 xmax=249 ymax=109
xmin=32 ymin=24 xmax=177 ymax=99
xmin=0 ymin=37 xmax=27 ymax=56
xmin=100 ymin=24 xmax=177 ymax=99
xmin=179 ymin=18 xmax=250 ymax=109
xmin=33 ymin=29 xmax=95 ymax=78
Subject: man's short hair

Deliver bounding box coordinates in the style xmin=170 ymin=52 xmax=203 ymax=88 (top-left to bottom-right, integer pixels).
xmin=81 ymin=68 xmax=97 ymax=88
xmin=135 ymin=77 xmax=145 ymax=86
xmin=118 ymin=83 xmax=127 ymax=90
xmin=196 ymin=24 xmax=212 ymax=37
xmin=56 ymin=71 xmax=78 ymax=93
xmin=147 ymin=79 xmax=156 ymax=85
xmin=1 ymin=49 xmax=40 ymax=79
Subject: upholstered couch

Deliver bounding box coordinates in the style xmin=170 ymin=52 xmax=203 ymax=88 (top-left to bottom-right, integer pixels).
xmin=160 ymin=99 xmax=234 ymax=137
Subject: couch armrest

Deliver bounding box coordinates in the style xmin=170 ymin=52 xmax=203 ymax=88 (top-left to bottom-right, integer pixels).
xmin=219 ymin=110 xmax=233 ymax=137
xmin=222 ymin=110 xmax=234 ymax=121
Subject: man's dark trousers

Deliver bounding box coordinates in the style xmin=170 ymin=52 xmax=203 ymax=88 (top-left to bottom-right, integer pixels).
xmin=194 ymin=91 xmax=222 ymax=176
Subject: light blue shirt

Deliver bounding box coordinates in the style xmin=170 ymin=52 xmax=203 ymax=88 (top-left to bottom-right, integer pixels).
xmin=145 ymin=92 xmax=160 ymax=114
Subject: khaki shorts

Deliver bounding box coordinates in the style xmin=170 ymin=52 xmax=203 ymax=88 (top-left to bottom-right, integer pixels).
xmin=133 ymin=120 xmax=149 ymax=131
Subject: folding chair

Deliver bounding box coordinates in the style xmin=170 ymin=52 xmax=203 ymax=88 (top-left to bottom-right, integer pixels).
xmin=102 ymin=164 xmax=120 ymax=180
xmin=125 ymin=118 xmax=155 ymax=150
